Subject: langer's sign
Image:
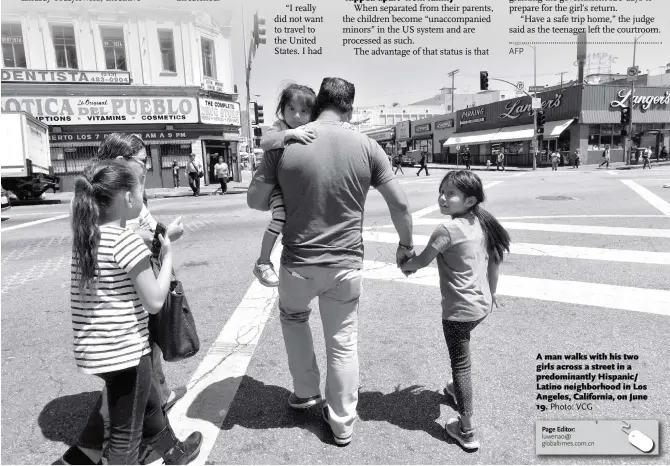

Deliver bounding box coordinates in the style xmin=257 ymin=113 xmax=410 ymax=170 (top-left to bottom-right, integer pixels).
xmin=610 ymin=90 xmax=670 ymax=111
xmin=1 ymin=96 xmax=198 ymax=125
xmin=500 ymin=92 xmax=564 ymax=120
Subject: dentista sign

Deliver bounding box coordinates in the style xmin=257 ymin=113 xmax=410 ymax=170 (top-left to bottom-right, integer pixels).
xmin=610 ymin=90 xmax=670 ymax=111
xmin=1 ymin=96 xmax=198 ymax=125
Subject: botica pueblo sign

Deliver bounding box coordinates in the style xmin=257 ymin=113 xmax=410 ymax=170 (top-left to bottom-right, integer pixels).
xmin=610 ymin=89 xmax=670 ymax=111
xmin=1 ymin=96 xmax=198 ymax=125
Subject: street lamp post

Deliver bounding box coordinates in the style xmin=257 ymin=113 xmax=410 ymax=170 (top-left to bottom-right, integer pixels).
xmin=518 ymin=43 xmax=539 ymax=170
xmin=626 ymin=33 xmax=645 ymax=165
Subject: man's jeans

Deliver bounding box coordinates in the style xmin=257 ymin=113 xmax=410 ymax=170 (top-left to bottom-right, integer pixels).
xmin=87 ymin=353 xmax=168 ymax=464
xmin=78 ymin=342 xmax=170 ymax=451
xmin=278 ymin=265 xmax=362 ymax=440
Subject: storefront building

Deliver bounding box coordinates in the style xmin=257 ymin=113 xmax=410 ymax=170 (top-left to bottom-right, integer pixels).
xmin=1 ymin=84 xmax=241 ymax=191
xmin=444 ymin=85 xmax=670 ymax=166
xmin=361 ymin=126 xmax=396 ymax=157
xmin=393 ymin=114 xmax=456 ymax=163
xmin=1 ymin=2 xmax=240 ymax=190
xmin=395 ymin=120 xmax=411 ymax=157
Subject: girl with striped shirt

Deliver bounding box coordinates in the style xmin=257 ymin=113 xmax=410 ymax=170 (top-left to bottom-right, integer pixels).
xmin=69 ymin=160 xmax=201 ymax=465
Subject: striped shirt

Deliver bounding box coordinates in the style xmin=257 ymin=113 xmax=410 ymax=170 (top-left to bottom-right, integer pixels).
xmin=71 ymin=225 xmax=152 ymax=374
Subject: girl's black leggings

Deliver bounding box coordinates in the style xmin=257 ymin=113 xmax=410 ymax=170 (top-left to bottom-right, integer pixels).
xmin=442 ymin=317 xmax=486 ymax=417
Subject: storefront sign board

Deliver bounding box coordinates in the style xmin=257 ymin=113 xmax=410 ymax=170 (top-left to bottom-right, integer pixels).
xmin=414 ymin=123 xmax=431 ymax=134
xmin=1 ymin=69 xmax=131 ymax=84
xmin=1 ymin=96 xmax=199 ymax=125
xmin=199 ymin=98 xmax=241 ymax=126
xmin=435 ymin=119 xmax=454 ymax=130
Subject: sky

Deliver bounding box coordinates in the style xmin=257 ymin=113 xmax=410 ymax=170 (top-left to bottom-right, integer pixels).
xmin=230 ymin=0 xmax=669 ymax=122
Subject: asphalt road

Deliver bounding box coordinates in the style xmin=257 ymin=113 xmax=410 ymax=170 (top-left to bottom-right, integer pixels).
xmin=2 ymin=166 xmax=669 ymax=464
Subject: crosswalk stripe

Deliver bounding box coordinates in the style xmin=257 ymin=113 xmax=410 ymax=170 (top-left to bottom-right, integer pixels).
xmin=404 ymin=218 xmax=670 ymax=238
xmin=362 ymin=231 xmax=670 ymax=265
xmin=607 ymin=171 xmax=619 ymax=176
xmin=621 ymin=179 xmax=670 ymax=218
xmin=361 ymin=260 xmax=670 ymax=316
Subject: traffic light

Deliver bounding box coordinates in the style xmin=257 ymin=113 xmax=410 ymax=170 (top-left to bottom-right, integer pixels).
xmin=479 ymin=71 xmax=489 ymax=91
xmin=253 ymin=12 xmax=267 ymax=48
xmin=255 ymin=104 xmax=264 ymax=125
xmin=536 ymin=110 xmax=545 ymax=135
xmin=620 ymin=106 xmax=631 ymax=125
xmin=253 ymin=127 xmax=262 ymax=137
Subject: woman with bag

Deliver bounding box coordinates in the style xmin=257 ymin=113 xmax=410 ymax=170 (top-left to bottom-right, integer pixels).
xmin=214 ymin=155 xmax=230 ymax=194
xmin=187 ymin=153 xmax=201 ymax=196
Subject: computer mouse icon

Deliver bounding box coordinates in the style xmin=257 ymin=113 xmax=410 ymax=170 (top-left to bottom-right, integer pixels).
xmin=628 ymin=430 xmax=654 ymax=453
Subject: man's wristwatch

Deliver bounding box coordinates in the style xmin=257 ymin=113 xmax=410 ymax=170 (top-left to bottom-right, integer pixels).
xmin=398 ymin=242 xmax=414 ymax=251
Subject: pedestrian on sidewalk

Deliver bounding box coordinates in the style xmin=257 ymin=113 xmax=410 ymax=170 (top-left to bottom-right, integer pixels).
xmin=463 ymin=149 xmax=471 ymax=170
xmin=172 ymin=161 xmax=180 ymax=188
xmin=573 ymin=148 xmax=581 ymax=168
xmin=393 ymin=154 xmax=404 ymax=175
xmin=187 ymin=153 xmax=201 ymax=196
xmin=598 ymin=145 xmax=611 ymax=169
xmin=417 ymin=151 xmax=430 ymax=176
xmin=642 ymin=146 xmax=652 ymax=169
xmin=214 ymin=155 xmax=230 ymax=194
xmin=248 ymin=77 xmax=414 ymax=447
xmin=62 ymin=160 xmax=202 ymax=465
xmin=496 ymin=152 xmax=505 ymax=171
xmin=550 ymin=150 xmax=560 ymax=171
xmin=400 ymin=170 xmax=510 ymax=452
xmin=251 ymin=83 xmax=317 ymax=287
xmin=56 ymin=132 xmax=188 ymax=465
xmin=661 ymin=145 xmax=668 ymax=161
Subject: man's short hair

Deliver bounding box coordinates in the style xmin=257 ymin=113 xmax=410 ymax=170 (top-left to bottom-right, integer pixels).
xmin=312 ymin=77 xmax=355 ymax=119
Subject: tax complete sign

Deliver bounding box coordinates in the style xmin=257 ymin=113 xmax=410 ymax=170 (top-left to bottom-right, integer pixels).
xmin=0 ymin=96 xmax=199 ymax=125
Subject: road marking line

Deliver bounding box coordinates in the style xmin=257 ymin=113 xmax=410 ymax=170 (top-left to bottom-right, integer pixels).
xmin=411 ymin=181 xmax=502 ymax=219
xmin=621 ymin=179 xmax=670 ymax=218
xmin=1 ymin=214 xmax=69 ymax=232
xmin=607 ymin=171 xmax=619 ymax=176
xmin=497 ymin=215 xmax=666 ymax=220
xmin=512 ymin=172 xmax=528 ymax=177
xmin=0 ymin=211 xmax=69 ymax=217
xmin=361 ymin=260 xmax=670 ymax=316
xmin=394 ymin=219 xmax=670 ymax=238
xmin=168 ymin=245 xmax=281 ymax=463
xmin=363 ymin=231 xmax=670 ymax=265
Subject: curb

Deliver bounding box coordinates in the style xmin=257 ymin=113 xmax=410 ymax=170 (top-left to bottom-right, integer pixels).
xmin=40 ymin=186 xmax=250 ymax=205
xmin=615 ymin=161 xmax=670 ymax=170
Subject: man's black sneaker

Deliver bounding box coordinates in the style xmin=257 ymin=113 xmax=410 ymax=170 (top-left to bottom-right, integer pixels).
xmin=287 ymin=393 xmax=322 ymax=409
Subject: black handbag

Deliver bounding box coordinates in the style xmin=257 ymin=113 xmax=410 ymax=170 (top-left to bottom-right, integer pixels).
xmin=149 ymin=256 xmax=200 ymax=362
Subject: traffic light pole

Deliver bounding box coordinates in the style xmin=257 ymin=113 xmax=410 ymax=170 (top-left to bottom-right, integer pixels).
xmin=490 ymin=77 xmax=539 ymax=170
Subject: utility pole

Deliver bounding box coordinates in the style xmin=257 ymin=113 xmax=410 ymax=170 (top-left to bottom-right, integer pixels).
xmin=626 ymin=33 xmax=644 ymax=165
xmin=448 ymin=69 xmax=459 ymax=113
xmin=242 ymin=6 xmax=266 ymax=171
xmin=556 ymin=71 xmax=568 ymax=87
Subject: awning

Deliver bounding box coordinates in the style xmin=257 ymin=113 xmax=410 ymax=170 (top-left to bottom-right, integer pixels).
xmin=544 ymin=118 xmax=575 ymax=139
xmin=443 ymin=128 xmax=500 ymax=146
xmin=489 ymin=124 xmax=534 ymax=143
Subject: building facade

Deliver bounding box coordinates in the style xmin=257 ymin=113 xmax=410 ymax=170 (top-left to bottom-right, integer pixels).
xmin=1 ymin=1 xmax=241 ymax=191
xmin=444 ymin=85 xmax=670 ymax=167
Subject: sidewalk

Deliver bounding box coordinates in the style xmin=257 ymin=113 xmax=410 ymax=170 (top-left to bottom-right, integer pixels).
xmin=423 ymin=163 xmax=529 ymax=172
xmin=41 ymin=171 xmax=254 ymax=204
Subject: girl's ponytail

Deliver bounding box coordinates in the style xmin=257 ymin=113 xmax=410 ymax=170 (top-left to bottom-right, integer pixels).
xmin=72 ymin=167 xmax=101 ymax=292
xmin=473 ymin=205 xmax=510 ymax=264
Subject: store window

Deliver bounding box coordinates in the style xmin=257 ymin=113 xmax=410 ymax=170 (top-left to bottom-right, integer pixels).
xmin=101 ymin=27 xmax=126 ymax=71
xmin=52 ymin=25 xmax=78 ymax=69
xmin=51 ymin=146 xmax=98 ymax=174
xmin=201 ymin=37 xmax=216 ymax=78
xmin=160 ymin=144 xmax=192 ymax=168
xmin=2 ymin=23 xmax=27 ymax=68
xmin=158 ymin=30 xmax=176 ymax=72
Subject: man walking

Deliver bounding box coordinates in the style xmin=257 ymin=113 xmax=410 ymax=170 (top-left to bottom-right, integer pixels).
xmin=573 ymin=148 xmax=581 ymax=168
xmin=393 ymin=153 xmax=404 ymax=175
xmin=416 ymin=151 xmax=429 ymax=176
xmin=172 ymin=161 xmax=181 ymax=187
xmin=598 ymin=145 xmax=611 ymax=169
xmin=248 ymin=77 xmax=414 ymax=446
xmin=187 ymin=153 xmax=201 ymax=195
xmin=496 ymin=152 xmax=505 ymax=171
xmin=641 ymin=146 xmax=652 ymax=169
xmin=551 ymin=150 xmax=560 ymax=171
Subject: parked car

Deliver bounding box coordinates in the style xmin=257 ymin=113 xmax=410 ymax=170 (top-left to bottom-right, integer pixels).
xmin=1 ymin=188 xmax=11 ymax=213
